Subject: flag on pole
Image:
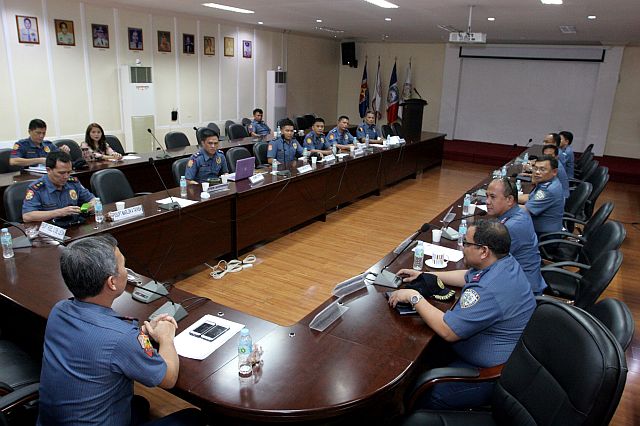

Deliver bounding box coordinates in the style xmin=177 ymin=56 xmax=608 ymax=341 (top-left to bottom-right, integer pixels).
xmin=386 ymin=60 xmax=399 ymax=123
xmin=402 ymin=59 xmax=412 ymax=101
xmin=358 ymin=59 xmax=370 ymax=118
xmin=372 ymin=58 xmax=383 ymax=121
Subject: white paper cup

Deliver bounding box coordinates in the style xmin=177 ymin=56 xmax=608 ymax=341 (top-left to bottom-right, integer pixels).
xmin=221 ymin=174 xmax=229 ymax=184
xmin=468 ymin=204 xmax=477 ymax=215
xmin=115 ymin=201 xmax=125 ymax=211
xmin=311 ymin=156 xmax=318 ymax=166
xmin=432 ymin=229 xmax=442 ymax=243
xmin=201 ymin=182 xmax=210 ymax=192
xmin=200 ymin=191 xmax=210 ymax=199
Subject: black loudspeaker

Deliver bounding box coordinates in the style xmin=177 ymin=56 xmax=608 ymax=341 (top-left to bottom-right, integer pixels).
xmin=341 ymin=42 xmax=357 ymax=67
xmin=171 ymin=110 xmax=178 ymax=121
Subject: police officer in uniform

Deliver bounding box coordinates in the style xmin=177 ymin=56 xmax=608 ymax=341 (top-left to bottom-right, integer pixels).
xmin=326 ymin=115 xmax=356 ymax=152
xmin=22 ymin=151 xmax=95 ymax=223
xmin=355 ymin=110 xmax=380 ymax=143
xmin=389 ymin=219 xmax=536 ymax=409
xmin=184 ymin=128 xmax=228 ymax=184
xmin=267 ymin=118 xmax=303 ymax=164
xmin=247 ymin=108 xmax=271 ymax=137
xmin=38 ymin=235 xmax=204 ymax=425
xmin=558 ymin=130 xmax=575 ymax=179
xmin=485 ymin=178 xmax=547 ymax=295
xmin=303 ymin=117 xmax=332 ymax=157
xmin=10 ymin=118 xmax=70 ymax=168
xmin=542 ymin=144 xmax=569 ymax=198
xmin=518 ymin=155 xmax=565 ymax=236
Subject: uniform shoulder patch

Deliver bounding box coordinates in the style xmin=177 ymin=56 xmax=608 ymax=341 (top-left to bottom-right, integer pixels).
xmin=12 ymin=143 xmax=20 ymax=150
xmin=187 ymin=159 xmax=194 ymax=168
xmin=215 ymin=156 xmax=221 ymax=164
xmin=306 ymin=137 xmax=312 ymax=144
xmin=358 ymin=127 xmax=363 ymax=132
xmin=534 ymin=190 xmax=546 ymax=201
xmin=137 ymin=331 xmax=154 ymax=357
xmin=460 ymin=289 xmax=480 ymax=308
xmin=293 ymin=142 xmax=297 ymax=149
xmin=329 ymin=134 xmax=334 ymax=140
xmin=268 ymin=144 xmax=273 ymax=151
xmin=25 ymin=189 xmax=34 ymax=201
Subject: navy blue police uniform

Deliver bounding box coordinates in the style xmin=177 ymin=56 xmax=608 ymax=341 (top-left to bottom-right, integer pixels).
xmin=525 ymin=176 xmax=565 ymax=235
xmin=10 ymin=138 xmax=59 ymax=161
xmin=184 ymin=148 xmax=228 ymax=183
xmin=559 ymin=145 xmax=575 ymax=179
xmin=356 ymin=123 xmax=379 ymax=141
xmin=303 ymin=131 xmax=330 ymax=151
xmin=248 ymin=120 xmax=271 ymax=136
xmin=267 ymin=136 xmax=303 ymax=164
xmin=326 ymin=127 xmax=355 ymax=146
xmin=22 ymin=175 xmax=94 ymax=217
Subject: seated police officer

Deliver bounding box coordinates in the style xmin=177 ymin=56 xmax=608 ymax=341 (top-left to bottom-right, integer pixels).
xmin=355 ymin=111 xmax=379 ymax=143
xmin=267 ymin=118 xmax=303 ymax=164
xmin=389 ymin=219 xmax=536 ymax=410
xmin=542 ymin=144 xmax=569 ymax=198
xmin=10 ymin=118 xmax=70 ymax=168
xmin=558 ymin=130 xmax=575 ymax=179
xmin=485 ymin=178 xmax=547 ymax=295
xmin=22 ymin=151 xmax=95 ymax=223
xmin=302 ymin=117 xmax=332 ymax=157
xmin=38 ymin=235 xmax=204 ymax=425
xmin=518 ymin=155 xmax=565 ymax=236
xmin=247 ymin=108 xmax=271 ymax=137
xmin=326 ymin=115 xmax=356 ymax=152
xmin=184 ymin=128 xmax=228 ymax=184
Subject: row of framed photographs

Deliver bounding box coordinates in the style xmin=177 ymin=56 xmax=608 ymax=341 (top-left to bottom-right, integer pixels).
xmin=15 ymin=15 xmax=253 ymax=57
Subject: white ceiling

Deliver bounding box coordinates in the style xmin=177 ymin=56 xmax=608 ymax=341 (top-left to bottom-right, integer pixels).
xmin=108 ymin=0 xmax=640 ymax=45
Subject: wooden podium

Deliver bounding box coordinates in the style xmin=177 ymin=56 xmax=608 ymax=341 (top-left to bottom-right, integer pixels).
xmin=400 ymin=98 xmax=428 ymax=141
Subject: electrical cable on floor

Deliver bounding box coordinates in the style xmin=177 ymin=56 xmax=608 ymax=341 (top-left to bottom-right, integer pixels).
xmin=205 ymin=254 xmax=257 ymax=279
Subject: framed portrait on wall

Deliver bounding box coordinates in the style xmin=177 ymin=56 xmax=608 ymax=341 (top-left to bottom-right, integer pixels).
xmin=16 ymin=15 xmax=39 ymax=44
xmin=204 ymin=36 xmax=215 ymax=56
xmin=242 ymin=40 xmax=252 ymax=58
xmin=183 ymin=33 xmax=194 ymax=54
xmin=224 ymin=36 xmax=234 ymax=57
xmin=54 ymin=19 xmax=75 ymax=46
xmin=92 ymin=24 xmax=109 ymax=48
xmin=158 ymin=31 xmax=171 ymax=52
xmin=128 ymin=27 xmax=143 ymax=50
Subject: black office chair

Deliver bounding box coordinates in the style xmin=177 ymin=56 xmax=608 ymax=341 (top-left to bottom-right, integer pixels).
xmin=206 ymin=122 xmax=221 ymax=135
xmin=164 ymin=132 xmax=190 ymax=149
xmin=90 ymin=169 xmax=150 ymax=205
xmin=171 ymin=158 xmax=189 ymax=186
xmin=253 ymin=142 xmax=269 ymax=168
xmin=581 ymin=168 xmax=609 ymax=220
xmin=562 ymin=181 xmax=591 ymax=221
xmin=402 ymin=298 xmax=628 ymax=426
xmin=391 ymin=122 xmax=403 ymax=138
xmin=3 ymin=180 xmax=36 ymax=223
xmin=54 ymin=139 xmax=82 ymax=161
xmin=225 ymin=147 xmax=252 ymax=173
xmin=104 ymin=135 xmax=127 ymax=156
xmin=303 ymin=114 xmax=315 ymax=130
xmin=228 ymin=124 xmax=249 ymax=140
xmin=542 ymin=249 xmax=623 ymax=308
xmin=241 ymin=118 xmax=252 ymax=127
xmin=0 ymin=339 xmax=41 ymax=425
xmin=577 ymin=144 xmax=594 ymax=166
xmin=586 ymin=298 xmax=635 ymax=351
xmin=295 ymin=116 xmax=306 ymax=132
xmin=572 ymin=158 xmax=598 ymax=183
xmin=224 ymin=120 xmax=236 ymax=137
xmin=381 ymin=124 xmax=393 ymax=139
xmin=0 ymin=149 xmax=21 ymax=174
xmin=574 ymin=151 xmax=594 ymax=180
xmin=562 ymin=201 xmax=614 ymax=241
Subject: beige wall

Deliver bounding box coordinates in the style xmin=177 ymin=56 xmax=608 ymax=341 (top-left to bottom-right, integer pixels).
xmin=605 ymin=46 xmax=640 ymax=158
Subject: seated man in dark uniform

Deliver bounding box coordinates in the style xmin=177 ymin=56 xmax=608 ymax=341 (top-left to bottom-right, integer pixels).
xmin=10 ymin=118 xmax=70 ymax=168
xmin=184 ymin=128 xmax=228 ymax=184
xmin=542 ymin=144 xmax=569 ymax=199
xmin=326 ymin=115 xmax=356 ymax=152
xmin=267 ymin=118 xmax=303 ymax=164
xmin=247 ymin=108 xmax=271 ymax=137
xmin=22 ymin=151 xmax=95 ymax=223
xmin=37 ymin=234 xmax=204 ymax=425
xmin=389 ymin=219 xmax=536 ymax=410
xmin=356 ymin=110 xmax=380 ymax=143
xmin=302 ymin=117 xmax=332 ymax=157
xmin=558 ymin=130 xmax=575 ymax=179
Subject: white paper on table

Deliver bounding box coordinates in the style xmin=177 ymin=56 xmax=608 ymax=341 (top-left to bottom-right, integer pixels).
xmin=413 ymin=241 xmax=464 ymax=262
xmin=174 ymin=314 xmax=244 ymax=360
xmin=121 ymin=155 xmax=141 ymax=160
xmin=475 ymin=204 xmax=488 ymax=212
xmin=155 ymin=197 xmax=198 ymax=207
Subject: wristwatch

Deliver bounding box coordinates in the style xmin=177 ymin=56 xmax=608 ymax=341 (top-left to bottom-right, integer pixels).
xmin=410 ymin=294 xmax=423 ymax=308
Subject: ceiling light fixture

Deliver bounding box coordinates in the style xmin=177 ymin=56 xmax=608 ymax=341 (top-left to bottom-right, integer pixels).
xmin=363 ymin=0 xmax=399 ymax=9
xmin=487 ymin=17 xmax=495 ymax=21
xmin=258 ymin=21 xmax=264 ymax=25
xmin=316 ymin=19 xmax=322 ymax=23
xmin=202 ymin=3 xmax=255 ymax=14
xmin=385 ymin=17 xmax=392 ymax=21
xmin=540 ymin=0 xmax=563 ymax=4
xmin=587 ymin=15 xmax=596 ymax=20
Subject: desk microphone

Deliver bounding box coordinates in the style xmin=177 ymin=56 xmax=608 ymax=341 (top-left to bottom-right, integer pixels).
xmin=373 ymin=223 xmax=431 ymax=288
xmin=0 ymin=217 xmax=32 ymax=249
xmin=128 ymin=274 xmax=188 ymax=322
xmin=146 ymin=128 xmax=171 ymax=159
xmin=148 ymin=158 xmax=181 ymax=211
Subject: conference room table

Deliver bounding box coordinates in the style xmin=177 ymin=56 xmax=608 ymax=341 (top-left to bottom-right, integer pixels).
xmin=2 ymin=133 xmax=548 ymax=424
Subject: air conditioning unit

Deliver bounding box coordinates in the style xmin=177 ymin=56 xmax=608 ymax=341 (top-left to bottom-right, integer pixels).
xmin=449 ymin=32 xmax=487 ymax=44
xmin=119 ymin=66 xmax=155 ymax=152
xmin=266 ymin=70 xmax=286 ymax=132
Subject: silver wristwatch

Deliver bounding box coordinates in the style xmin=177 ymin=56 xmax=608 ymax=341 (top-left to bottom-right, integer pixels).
xmin=410 ymin=294 xmax=423 ymax=308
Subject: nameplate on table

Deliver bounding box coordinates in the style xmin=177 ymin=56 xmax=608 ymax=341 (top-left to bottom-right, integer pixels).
xmin=353 ymin=147 xmax=364 ymax=157
xmin=109 ymin=205 xmax=144 ymax=223
xmin=323 ymin=154 xmax=336 ymax=163
xmin=248 ymin=173 xmax=265 ymax=185
xmin=297 ymin=164 xmax=313 ymax=174
xmin=39 ymin=222 xmax=66 ymax=240
xmin=208 ymin=183 xmax=229 ymax=193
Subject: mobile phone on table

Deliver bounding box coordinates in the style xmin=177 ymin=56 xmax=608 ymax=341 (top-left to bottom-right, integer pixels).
xmin=189 ymin=322 xmax=215 ymax=338
xmin=201 ymin=324 xmax=229 ymax=341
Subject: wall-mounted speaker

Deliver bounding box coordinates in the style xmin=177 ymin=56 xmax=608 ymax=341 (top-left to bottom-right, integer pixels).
xmin=341 ymin=42 xmax=357 ymax=68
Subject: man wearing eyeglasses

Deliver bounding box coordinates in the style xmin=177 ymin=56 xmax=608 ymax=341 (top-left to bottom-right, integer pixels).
xmin=518 ymin=155 xmax=565 ymax=235
xmin=389 ymin=220 xmax=536 ymax=410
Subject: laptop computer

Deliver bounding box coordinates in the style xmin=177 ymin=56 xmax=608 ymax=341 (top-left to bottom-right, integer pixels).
xmin=227 ymin=156 xmax=255 ymax=181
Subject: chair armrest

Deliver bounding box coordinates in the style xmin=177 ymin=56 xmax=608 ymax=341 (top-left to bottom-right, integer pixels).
xmin=545 ymin=261 xmax=590 ymax=270
xmin=124 ymin=152 xmax=138 ymax=155
xmin=133 ymin=192 xmax=153 ymax=197
xmin=562 ymin=217 xmax=588 ymax=226
xmin=538 ymin=231 xmax=585 ymax=244
xmin=0 ymin=383 xmax=39 ymax=413
xmin=0 ymin=382 xmax=12 ymax=395
xmin=405 ymin=365 xmax=504 ymax=412
xmin=563 ymin=212 xmax=575 ymax=219
xmin=541 ymin=267 xmax=582 ymax=299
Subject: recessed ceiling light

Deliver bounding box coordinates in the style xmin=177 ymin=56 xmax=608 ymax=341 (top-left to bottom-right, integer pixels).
xmin=363 ymin=0 xmax=399 ymax=9
xmin=487 ymin=17 xmax=495 ymax=21
xmin=540 ymin=0 xmax=562 ymax=4
xmin=316 ymin=19 xmax=322 ymax=23
xmin=385 ymin=17 xmax=392 ymax=21
xmin=202 ymin=3 xmax=255 ymax=13
xmin=587 ymin=15 xmax=596 ymax=20
xmin=258 ymin=21 xmax=264 ymax=25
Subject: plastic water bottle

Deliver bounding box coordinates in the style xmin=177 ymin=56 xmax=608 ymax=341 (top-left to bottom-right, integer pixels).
xmin=94 ymin=198 xmax=104 ymax=224
xmin=1 ymin=228 xmax=14 ymax=259
xmin=412 ymin=242 xmax=424 ymax=271
xmin=457 ymin=219 xmax=467 ymax=247
xmin=276 ymin=125 xmax=281 ymax=138
xmin=365 ymin=134 xmax=370 ymax=148
xmin=462 ymin=193 xmax=471 ymax=215
xmin=516 ymin=179 xmax=522 ymax=193
xmin=501 ymin=165 xmax=507 ymax=178
xmin=331 ymin=144 xmax=337 ymax=156
xmin=238 ymin=328 xmax=253 ymax=378
xmin=180 ymin=175 xmax=187 ymax=197
xmin=523 ymin=152 xmax=529 ymax=163
xmin=271 ymin=159 xmax=278 ymax=174
xmin=386 ymin=134 xmax=390 ymax=146
xmin=302 ymin=147 xmax=308 ymax=159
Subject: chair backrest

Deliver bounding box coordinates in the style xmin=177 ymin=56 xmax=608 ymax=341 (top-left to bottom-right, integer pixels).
xmin=564 ymin=181 xmax=592 ymax=218
xmin=276 ymin=118 xmax=291 ymax=129
xmin=576 ymin=150 xmax=594 ymax=171
xmin=0 ymin=148 xmax=21 ymax=174
xmin=303 ymin=114 xmax=315 ymax=130
xmin=584 ymin=169 xmax=609 ymax=219
xmin=54 ymin=139 xmax=82 ymax=161
xmin=582 ymin=202 xmax=614 ymax=239
xmin=586 ymin=298 xmax=634 ymax=351
xmin=228 ymin=124 xmax=249 ymax=140
xmin=104 ymin=135 xmax=125 ymax=156
xmin=574 ymin=250 xmax=623 ymax=309
xmin=90 ymin=169 xmax=134 ymax=205
xmin=224 ymin=120 xmax=235 ymax=137
xmin=241 ymin=117 xmax=252 ymax=127
xmin=171 ymin=158 xmax=189 ymax=186
xmin=3 ymin=180 xmax=36 ymax=222
xmin=580 ymin=220 xmax=626 ymax=265
xmin=381 ymin=124 xmax=393 ymax=138
xmin=225 ymin=147 xmax=252 ymax=173
xmin=295 ymin=116 xmax=306 ymax=131
xmin=207 ymin=122 xmax=221 ymax=135
xmin=578 ymin=159 xmax=598 ymax=182
xmin=164 ymin=132 xmax=190 ymax=149
xmin=253 ymin=142 xmax=269 ymax=167
xmin=391 ymin=122 xmax=403 ymax=138
xmin=491 ymin=298 xmax=627 ymax=426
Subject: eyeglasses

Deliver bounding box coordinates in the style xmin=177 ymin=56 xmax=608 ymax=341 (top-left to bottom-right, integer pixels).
xmin=462 ymin=239 xmax=486 ymax=249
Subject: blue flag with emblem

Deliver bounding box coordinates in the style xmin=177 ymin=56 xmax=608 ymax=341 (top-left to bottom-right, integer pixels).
xmin=358 ymin=60 xmax=369 ymax=118
xmin=386 ymin=60 xmax=399 ymax=123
